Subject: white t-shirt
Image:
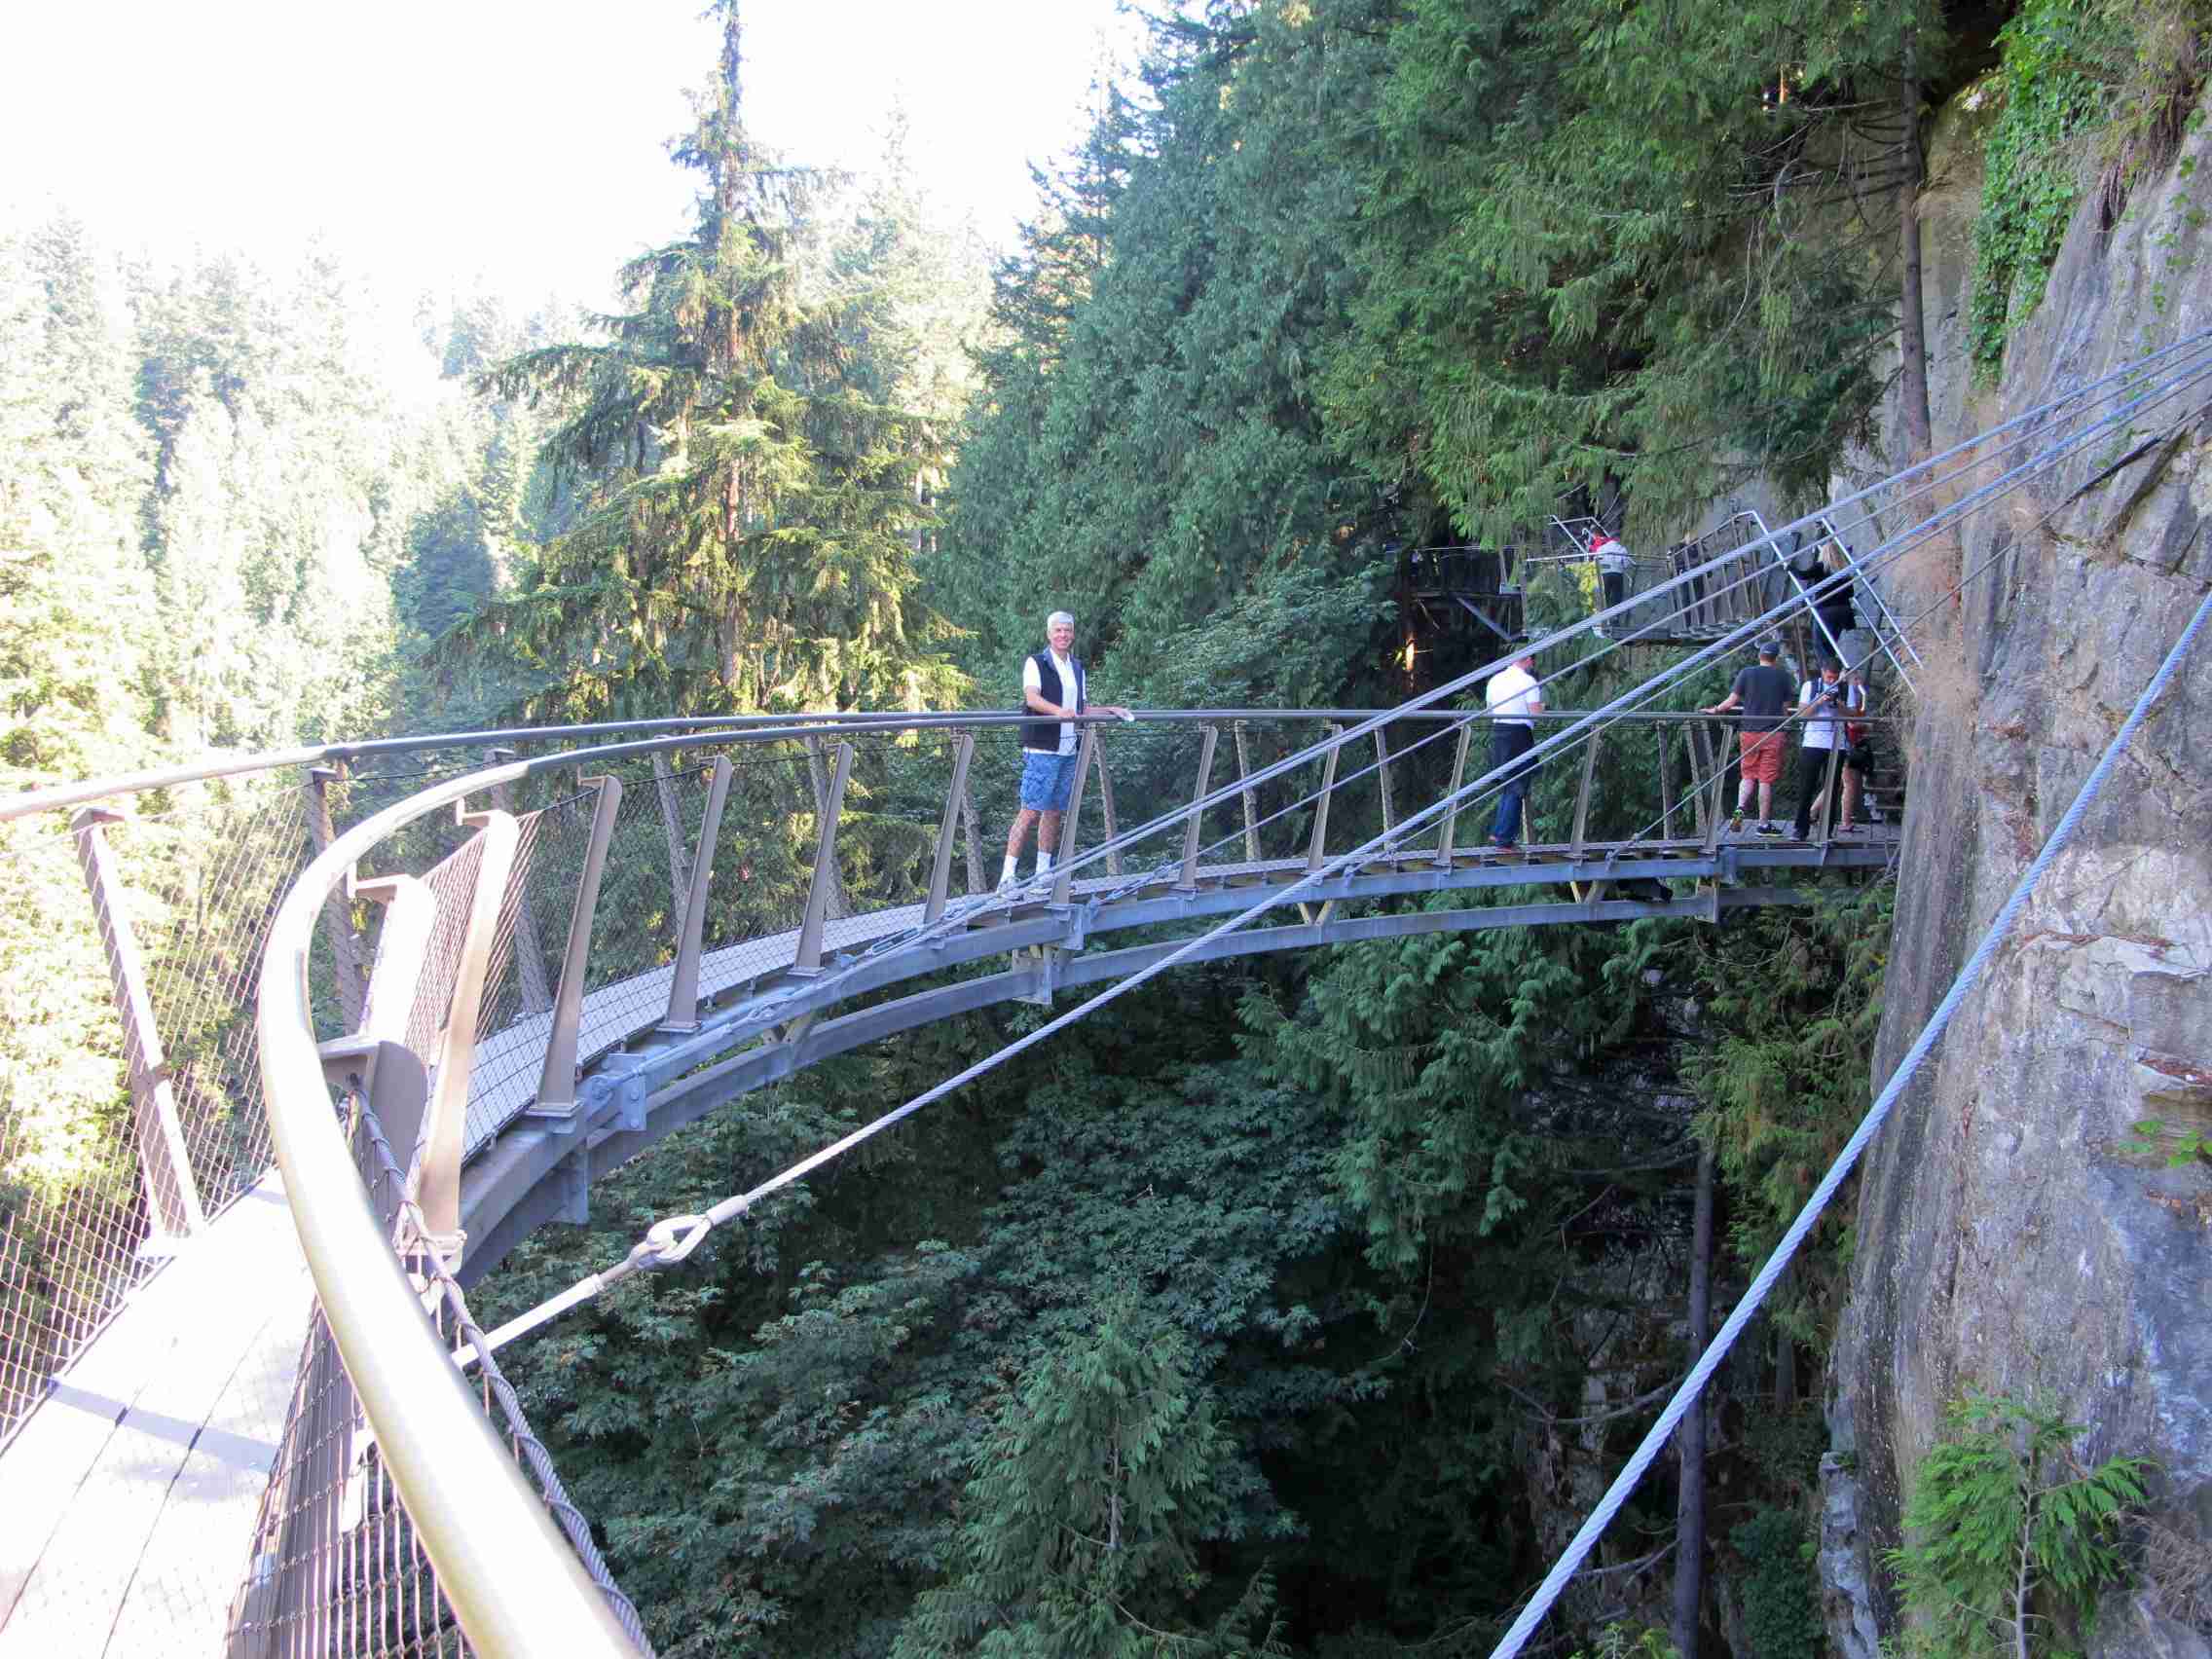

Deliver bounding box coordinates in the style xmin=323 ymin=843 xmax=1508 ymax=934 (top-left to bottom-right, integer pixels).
xmin=1798 ymin=678 xmax=1862 ymax=750
xmin=1022 ymin=649 xmax=1082 ymax=755
xmin=1486 ymin=662 xmax=1541 ymax=726
xmin=1591 ymin=535 xmax=1632 ymax=574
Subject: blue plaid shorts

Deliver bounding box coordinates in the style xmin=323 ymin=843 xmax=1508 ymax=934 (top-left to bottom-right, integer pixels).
xmin=1019 ymin=750 xmax=1080 ymax=812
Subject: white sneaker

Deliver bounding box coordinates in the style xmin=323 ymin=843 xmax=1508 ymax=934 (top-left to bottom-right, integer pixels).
xmin=997 ymin=872 xmax=1018 ymax=894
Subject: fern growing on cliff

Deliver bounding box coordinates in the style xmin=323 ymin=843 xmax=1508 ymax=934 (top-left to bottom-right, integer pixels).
xmin=1884 ymin=1393 xmax=2150 ymax=1657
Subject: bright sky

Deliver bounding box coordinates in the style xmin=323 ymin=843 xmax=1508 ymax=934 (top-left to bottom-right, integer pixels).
xmin=1 ymin=0 xmax=1148 ymax=311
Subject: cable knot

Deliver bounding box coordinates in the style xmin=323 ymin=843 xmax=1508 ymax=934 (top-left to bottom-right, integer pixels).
xmin=635 ymin=1213 xmax=713 ymax=1270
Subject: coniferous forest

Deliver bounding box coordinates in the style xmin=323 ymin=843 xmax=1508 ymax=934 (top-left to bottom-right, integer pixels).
xmin=6 ymin=0 xmax=2195 ymax=1651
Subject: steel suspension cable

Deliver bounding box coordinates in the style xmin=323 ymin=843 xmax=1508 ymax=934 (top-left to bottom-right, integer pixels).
xmin=1484 ymin=581 xmax=2212 ymax=1658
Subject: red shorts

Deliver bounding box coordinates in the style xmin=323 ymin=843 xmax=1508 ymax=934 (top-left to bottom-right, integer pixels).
xmin=1739 ymin=729 xmax=1786 ymax=786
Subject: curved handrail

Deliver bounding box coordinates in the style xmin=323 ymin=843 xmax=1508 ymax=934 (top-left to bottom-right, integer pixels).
xmin=256 ymin=756 xmax=634 ymax=1657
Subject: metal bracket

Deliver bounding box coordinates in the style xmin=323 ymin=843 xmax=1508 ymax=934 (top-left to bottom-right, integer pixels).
xmin=552 ymin=1155 xmax=589 ymax=1227
xmin=1014 ymin=945 xmax=1062 ymax=1007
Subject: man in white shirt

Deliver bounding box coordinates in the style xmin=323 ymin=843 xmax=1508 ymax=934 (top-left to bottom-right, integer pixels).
xmin=1001 ymin=610 xmax=1130 ymax=890
xmin=1789 ymin=658 xmax=1862 ymax=840
xmin=1590 ymin=531 xmax=1633 ymax=623
xmin=1484 ymin=648 xmax=1544 ymax=852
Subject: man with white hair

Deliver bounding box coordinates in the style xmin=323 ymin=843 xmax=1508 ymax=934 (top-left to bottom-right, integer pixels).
xmin=1001 ymin=610 xmax=1129 ymax=890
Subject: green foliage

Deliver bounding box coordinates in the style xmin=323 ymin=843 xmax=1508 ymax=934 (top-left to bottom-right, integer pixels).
xmin=2121 ymin=1115 xmax=2212 ymax=1165
xmin=1968 ymin=0 xmax=2124 ymax=375
xmin=1884 ymin=1394 xmax=2151 ymax=1657
xmin=1730 ymin=1506 xmax=1822 ymax=1659
xmin=461 ymin=5 xmax=977 ymax=723
xmin=894 ymin=1289 xmax=1271 ymax=1658
xmin=1568 ymin=1628 xmax=1678 ymax=1659
xmin=1677 ymin=880 xmax=1893 ymax=1274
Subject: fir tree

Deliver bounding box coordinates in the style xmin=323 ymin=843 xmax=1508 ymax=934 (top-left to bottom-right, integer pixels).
xmin=466 ymin=0 xmax=962 ymax=720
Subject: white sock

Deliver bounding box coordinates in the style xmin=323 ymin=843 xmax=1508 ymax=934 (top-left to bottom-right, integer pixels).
xmin=1001 ymin=854 xmax=1018 ymax=884
xmin=1037 ymin=850 xmax=1054 ymax=874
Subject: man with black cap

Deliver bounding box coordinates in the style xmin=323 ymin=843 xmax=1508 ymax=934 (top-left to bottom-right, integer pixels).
xmin=1702 ymin=638 xmax=1793 ymax=834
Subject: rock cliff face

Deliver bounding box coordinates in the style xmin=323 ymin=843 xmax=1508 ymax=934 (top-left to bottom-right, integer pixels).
xmin=1824 ymin=83 xmax=2212 ymax=1659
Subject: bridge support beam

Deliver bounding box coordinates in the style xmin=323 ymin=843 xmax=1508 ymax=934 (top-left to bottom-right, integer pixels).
xmin=664 ymin=756 xmax=733 ymax=1030
xmin=1051 ymin=726 xmax=1098 ymax=907
xmin=1434 ymin=720 xmax=1473 ymax=867
xmin=1233 ymin=721 xmax=1261 ymax=863
xmin=70 ymin=807 xmax=207 ymax=1242
xmin=1299 ymin=725 xmax=1343 ymax=925
xmin=925 ymin=732 xmax=976 ymax=924
xmin=1569 ymin=727 xmax=1603 ymax=860
xmin=1089 ymin=732 xmax=1122 ymax=877
xmin=420 ymin=805 xmax=519 ymax=1263
xmin=796 ymin=745 xmax=855 ymax=970
xmin=1375 ymin=727 xmax=1396 ymax=832
xmin=531 ymin=777 xmax=622 ymax=1124
xmin=1814 ymin=743 xmax=1843 ymax=850
xmin=1178 ymin=724 xmax=1219 ymax=890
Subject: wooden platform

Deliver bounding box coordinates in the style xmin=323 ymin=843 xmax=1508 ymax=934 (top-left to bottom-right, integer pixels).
xmin=0 ymin=1172 xmax=313 ymax=1658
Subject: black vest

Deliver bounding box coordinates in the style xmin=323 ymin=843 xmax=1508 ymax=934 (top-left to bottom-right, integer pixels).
xmin=1022 ymin=650 xmax=1085 ymax=753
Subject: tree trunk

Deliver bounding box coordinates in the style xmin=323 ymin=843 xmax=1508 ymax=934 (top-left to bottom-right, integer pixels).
xmin=1896 ymin=28 xmax=1935 ymax=459
xmin=1672 ymin=1143 xmax=1717 ymax=1658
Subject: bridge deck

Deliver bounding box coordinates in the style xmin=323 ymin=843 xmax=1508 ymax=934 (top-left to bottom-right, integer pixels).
xmin=0 ymin=1172 xmax=311 ymax=1657
xmin=465 ymin=824 xmax=1900 ymax=1152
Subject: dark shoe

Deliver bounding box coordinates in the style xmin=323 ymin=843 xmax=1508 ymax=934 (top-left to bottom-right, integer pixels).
xmin=1755 ymin=822 xmax=1782 ymax=837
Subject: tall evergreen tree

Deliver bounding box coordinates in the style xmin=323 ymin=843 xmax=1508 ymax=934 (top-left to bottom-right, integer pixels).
xmin=465 ymin=2 xmax=961 ymax=720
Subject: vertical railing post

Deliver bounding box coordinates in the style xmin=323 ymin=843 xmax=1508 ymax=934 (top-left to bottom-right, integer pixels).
xmin=1433 ymin=719 xmax=1473 ymax=867
xmin=1682 ymin=722 xmax=1714 ymax=842
xmin=925 ymin=733 xmax=976 ymax=924
xmin=70 ymin=807 xmax=207 ymax=1239
xmin=664 ymin=756 xmax=733 ymax=1029
xmin=484 ymin=748 xmax=552 ymax=1015
xmin=1569 ymin=726 xmax=1603 ymax=860
xmin=652 ymin=754 xmax=691 ymax=920
xmin=1050 ymin=725 xmax=1098 ymax=907
xmin=1306 ymin=724 xmax=1345 ymax=873
xmin=805 ymin=736 xmax=852 ymax=923
xmin=350 ymin=873 xmax=435 ymax=1047
xmin=530 ymin=777 xmax=622 ymax=1119
xmin=1658 ymin=721 xmax=1679 ymax=841
xmin=959 ymin=768 xmax=986 ymax=897
xmin=305 ymin=766 xmax=369 ymax=1030
xmin=1177 ymin=724 xmax=1219 ymax=890
xmin=1088 ymin=730 xmax=1122 ymax=877
xmin=1814 ymin=743 xmax=1843 ymax=848
xmin=1690 ymin=723 xmax=1726 ymax=854
xmin=1374 ymin=726 xmax=1397 ymax=835
xmin=1233 ymin=721 xmax=1261 ymax=864
xmin=795 ymin=745 xmax=855 ymax=971
xmin=419 ymin=806 xmax=519 ymax=1259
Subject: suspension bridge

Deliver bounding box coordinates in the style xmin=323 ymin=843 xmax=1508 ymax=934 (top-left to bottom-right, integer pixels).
xmin=1 ymin=328 xmax=2206 ymax=1657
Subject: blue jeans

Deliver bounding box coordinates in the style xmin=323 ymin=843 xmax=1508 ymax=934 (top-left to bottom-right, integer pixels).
xmin=1019 ymin=750 xmax=1079 ymax=812
xmin=1490 ymin=723 xmax=1537 ymax=845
